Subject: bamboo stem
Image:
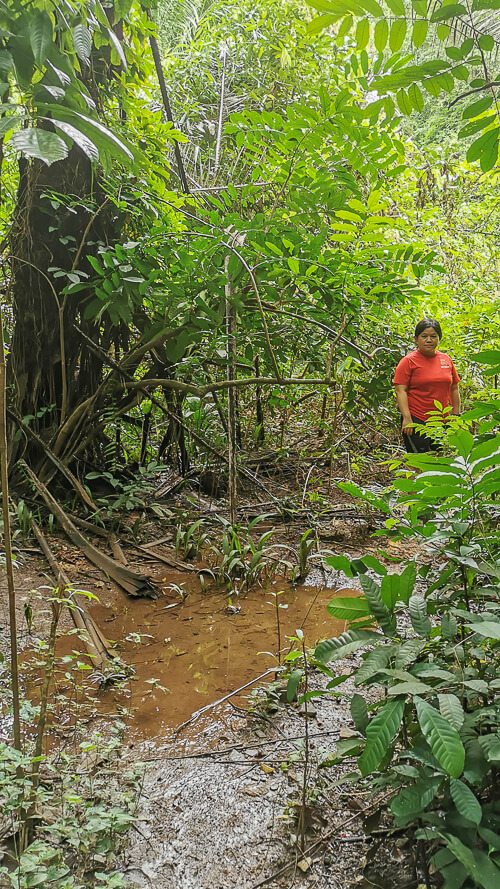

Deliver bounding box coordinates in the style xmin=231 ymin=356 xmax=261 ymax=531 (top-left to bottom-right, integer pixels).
xmin=0 ymin=302 xmax=21 ymax=749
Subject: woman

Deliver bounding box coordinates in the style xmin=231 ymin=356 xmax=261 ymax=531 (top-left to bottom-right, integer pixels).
xmin=394 ymin=318 xmax=460 ymax=453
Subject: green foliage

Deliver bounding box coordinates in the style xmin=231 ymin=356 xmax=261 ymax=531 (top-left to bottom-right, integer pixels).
xmin=313 ymin=421 xmax=500 ymax=884
xmin=0 ymin=727 xmax=139 ymax=889
xmin=306 ymin=0 xmax=500 ymax=172
xmin=0 ymin=1 xmax=145 ymax=166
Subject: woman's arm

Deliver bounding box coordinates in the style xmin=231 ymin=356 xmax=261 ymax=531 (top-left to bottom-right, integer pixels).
xmin=395 ymin=384 xmax=413 ymax=433
xmin=451 ymin=383 xmax=460 ymax=416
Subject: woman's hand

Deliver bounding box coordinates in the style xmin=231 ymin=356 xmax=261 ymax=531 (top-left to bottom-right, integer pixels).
xmin=401 ymin=415 xmax=413 ymax=434
xmin=395 ymin=384 xmax=413 ymax=434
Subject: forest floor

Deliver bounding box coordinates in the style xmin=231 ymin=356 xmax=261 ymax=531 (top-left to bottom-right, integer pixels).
xmin=0 ymin=429 xmax=420 ymax=889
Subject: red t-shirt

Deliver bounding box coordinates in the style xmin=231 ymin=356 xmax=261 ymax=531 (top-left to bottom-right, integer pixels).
xmin=393 ymin=350 xmax=460 ymax=422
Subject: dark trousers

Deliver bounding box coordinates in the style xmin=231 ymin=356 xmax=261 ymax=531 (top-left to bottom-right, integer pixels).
xmin=402 ymin=414 xmax=440 ymax=454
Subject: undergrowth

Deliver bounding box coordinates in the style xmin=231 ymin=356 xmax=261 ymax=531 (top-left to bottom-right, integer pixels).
xmin=291 ymin=413 xmax=500 ymax=888
xmin=0 ymin=595 xmax=142 ymax=889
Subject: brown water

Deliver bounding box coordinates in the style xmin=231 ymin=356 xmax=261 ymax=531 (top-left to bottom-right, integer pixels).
xmin=86 ymin=574 xmax=354 ymax=739
xmin=22 ymin=575 xmax=357 ymax=743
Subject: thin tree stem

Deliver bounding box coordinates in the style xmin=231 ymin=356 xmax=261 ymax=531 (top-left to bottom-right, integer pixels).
xmin=0 ymin=302 xmax=21 ymax=750
xmin=225 ymin=255 xmax=238 ymax=524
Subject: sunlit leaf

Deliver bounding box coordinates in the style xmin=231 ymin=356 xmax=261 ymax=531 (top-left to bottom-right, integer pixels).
xmin=10 ymin=128 xmax=68 ymax=165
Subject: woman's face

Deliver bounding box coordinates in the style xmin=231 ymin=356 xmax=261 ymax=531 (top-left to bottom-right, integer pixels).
xmin=415 ymin=326 xmax=440 ymax=356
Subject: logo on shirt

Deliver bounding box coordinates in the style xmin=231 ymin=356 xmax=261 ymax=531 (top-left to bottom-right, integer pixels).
xmin=440 ymin=359 xmax=450 ymax=368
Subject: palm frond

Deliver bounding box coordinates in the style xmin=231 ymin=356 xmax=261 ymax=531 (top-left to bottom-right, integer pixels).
xmin=428 ymin=1 xmax=500 ymax=50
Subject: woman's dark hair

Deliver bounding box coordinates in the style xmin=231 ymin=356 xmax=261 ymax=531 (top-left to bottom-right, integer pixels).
xmin=414 ymin=318 xmax=442 ymax=339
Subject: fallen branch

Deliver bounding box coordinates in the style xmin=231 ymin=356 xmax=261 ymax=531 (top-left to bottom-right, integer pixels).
xmin=174 ymin=666 xmax=279 ymax=734
xmin=30 ymin=518 xmax=125 ymax=676
xmin=127 ymin=541 xmax=199 ymax=573
xmin=108 ymin=532 xmax=128 ymax=565
xmin=22 ymin=462 xmax=161 ymax=598
xmin=70 ymin=514 xmax=108 ymax=538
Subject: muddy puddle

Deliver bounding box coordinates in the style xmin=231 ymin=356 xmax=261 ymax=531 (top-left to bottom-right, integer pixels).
xmin=90 ymin=575 xmax=355 ymax=737
xmin=21 ymin=574 xmax=358 ymax=745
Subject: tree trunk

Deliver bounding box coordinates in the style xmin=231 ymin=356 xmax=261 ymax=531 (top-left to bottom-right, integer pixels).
xmin=7 ymin=148 xmax=115 ymax=466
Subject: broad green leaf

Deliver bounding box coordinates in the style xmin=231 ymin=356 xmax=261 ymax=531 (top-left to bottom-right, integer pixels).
xmin=360 ymin=574 xmax=396 ymax=634
xmin=107 ymin=28 xmax=128 ymax=68
xmin=43 ymin=106 xmax=134 ymax=163
xmin=391 ymin=776 xmax=441 ymax=821
xmin=394 ymin=638 xmax=426 ymax=668
xmin=52 ymin=120 xmax=99 ymax=162
xmin=396 ymin=89 xmax=412 ymax=116
xmin=463 ymin=96 xmax=494 ymax=119
xmin=412 ymin=19 xmax=428 ymax=48
xmin=315 ymin=629 xmax=380 ymax=663
xmin=358 ymin=696 xmax=405 ymax=776
xmin=438 ymin=694 xmax=464 ymax=730
xmin=467 ymin=127 xmax=499 ymax=172
xmin=450 ymin=778 xmax=482 ymax=825
xmin=358 ymin=0 xmax=384 ymax=13
xmin=374 ymin=18 xmax=388 ymax=52
xmin=478 ymin=734 xmax=500 ymax=763
xmin=326 ymin=596 xmax=371 ymax=620
xmin=0 ymin=50 xmax=13 ymax=79
xmin=10 ymin=128 xmax=68 ymax=165
xmin=73 ymin=24 xmax=92 ymax=64
xmin=350 ymin=693 xmax=369 ymax=733
xmin=444 ymin=836 xmax=500 ymax=889
xmin=478 ymin=34 xmax=494 ymax=51
xmin=324 ymin=555 xmax=355 ymax=577
xmin=465 ymin=620 xmax=500 ymax=639
xmin=30 ymin=10 xmax=53 ymax=66
xmin=0 ymin=113 xmax=25 ymax=137
xmin=287 ymin=669 xmax=302 ymax=702
xmin=431 ymin=3 xmax=467 ymax=21
xmin=387 ymin=680 xmax=431 ymax=696
xmin=448 ymin=428 xmax=474 ymax=459
xmin=307 ymin=13 xmax=338 ymax=35
xmin=399 ymin=562 xmax=416 ymax=604
xmin=337 ymin=13 xmax=354 ymax=38
xmin=389 ymin=19 xmax=407 ymax=53
xmin=408 ymin=595 xmax=431 ymax=638
xmin=479 ymin=130 xmax=500 ymax=172
xmin=423 ymin=75 xmax=443 ymax=98
xmin=380 ymin=574 xmax=400 ymax=609
xmin=359 ymin=554 xmax=387 ymax=576
xmin=385 ymin=0 xmax=405 ymax=13
xmin=355 ymin=643 xmax=397 ymax=684
xmin=415 ymin=698 xmax=465 ymax=777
